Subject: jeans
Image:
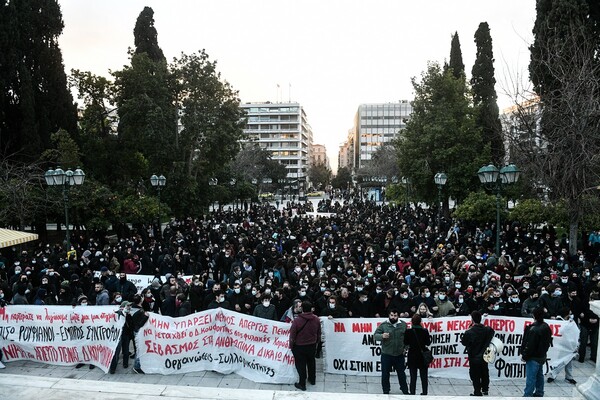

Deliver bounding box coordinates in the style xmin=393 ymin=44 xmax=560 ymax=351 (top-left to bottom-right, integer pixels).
xmin=469 ymin=360 xmax=489 ymax=395
xmin=524 ymin=359 xmax=545 ymax=397
xmin=381 ymin=353 xmax=408 ymax=394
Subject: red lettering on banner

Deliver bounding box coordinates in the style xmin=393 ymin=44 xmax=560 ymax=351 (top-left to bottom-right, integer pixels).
xmin=2 ymin=343 xmax=34 ymax=360
xmin=446 ymin=319 xmax=471 ymax=331
xmin=484 ymin=319 xmax=516 ymax=332
xmin=334 ymin=322 xmax=346 ymax=332
xmin=548 ymin=324 xmax=562 ymax=337
xmin=422 ymin=321 xmax=442 ymax=332
xmin=352 ymin=323 xmax=372 ymax=333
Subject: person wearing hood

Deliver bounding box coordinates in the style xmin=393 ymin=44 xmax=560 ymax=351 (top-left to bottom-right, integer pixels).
xmin=289 ymin=301 xmax=321 ymax=391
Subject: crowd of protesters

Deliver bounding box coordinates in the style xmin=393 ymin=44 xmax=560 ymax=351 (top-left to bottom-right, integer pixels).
xmin=1 ymin=196 xmax=598 ymax=369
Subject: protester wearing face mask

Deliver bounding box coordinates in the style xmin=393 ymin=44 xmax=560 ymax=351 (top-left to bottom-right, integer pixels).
xmin=253 ymin=293 xmax=278 ymax=320
xmin=323 ymin=295 xmax=348 ymax=319
xmin=521 ymin=289 xmax=541 ymax=318
xmin=207 ymin=290 xmax=231 ymax=310
xmin=538 ymin=283 xmax=564 ymax=319
xmin=503 ymin=292 xmax=522 ymax=317
xmin=434 ymin=289 xmax=456 ymax=317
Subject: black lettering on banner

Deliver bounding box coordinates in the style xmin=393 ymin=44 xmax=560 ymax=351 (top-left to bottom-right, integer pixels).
xmin=0 ymin=326 xmax=15 ymax=340
xmin=165 ymin=352 xmax=213 ymax=370
xmin=19 ymin=326 xmax=55 ymax=342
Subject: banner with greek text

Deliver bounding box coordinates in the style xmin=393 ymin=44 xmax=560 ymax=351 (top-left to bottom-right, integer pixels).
xmin=322 ymin=316 xmax=578 ymax=380
xmin=0 ymin=305 xmax=125 ymax=373
xmin=136 ymin=308 xmax=296 ymax=383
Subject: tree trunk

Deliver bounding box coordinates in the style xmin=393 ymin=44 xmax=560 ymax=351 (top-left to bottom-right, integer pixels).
xmin=569 ymin=210 xmax=578 ymax=256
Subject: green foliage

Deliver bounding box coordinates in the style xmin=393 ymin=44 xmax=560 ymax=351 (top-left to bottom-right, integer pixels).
xmin=0 ymin=0 xmax=77 ymax=160
xmin=332 ymin=166 xmax=353 ymax=189
xmin=453 ymin=191 xmax=508 ymax=224
xmin=384 ymin=184 xmax=408 ymax=205
xmin=113 ymin=51 xmax=176 ymax=185
xmin=133 ymin=7 xmax=165 ymax=62
xmin=41 ymin=129 xmax=82 ymax=168
xmin=397 ymin=62 xmax=487 ymax=205
xmin=171 ymin=50 xmax=246 ymax=180
xmin=448 ymin=32 xmax=465 ymax=79
xmin=471 ymin=22 xmax=504 ymax=165
xmin=308 ymin=162 xmax=331 ymax=189
xmin=112 ymin=194 xmax=168 ymax=225
xmin=508 ymin=198 xmax=549 ymax=226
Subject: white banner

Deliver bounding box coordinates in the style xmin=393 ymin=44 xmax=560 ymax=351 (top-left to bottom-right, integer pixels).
xmin=322 ymin=316 xmax=578 ymax=380
xmin=0 ymin=305 xmax=125 ymax=373
xmin=136 ymin=308 xmax=297 ymax=383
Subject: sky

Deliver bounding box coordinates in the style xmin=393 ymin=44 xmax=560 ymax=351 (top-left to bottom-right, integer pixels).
xmin=57 ymin=0 xmax=537 ymax=172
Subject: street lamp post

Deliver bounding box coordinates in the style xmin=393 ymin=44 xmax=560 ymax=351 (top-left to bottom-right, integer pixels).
xmin=150 ymin=174 xmax=166 ymax=238
xmin=45 ymin=167 xmax=85 ymax=251
xmin=477 ymin=164 xmax=520 ymax=256
xmin=434 ymin=172 xmax=448 ymax=230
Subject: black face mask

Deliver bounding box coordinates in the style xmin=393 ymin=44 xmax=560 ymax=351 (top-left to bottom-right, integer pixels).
xmin=389 ymin=318 xmax=398 ymax=324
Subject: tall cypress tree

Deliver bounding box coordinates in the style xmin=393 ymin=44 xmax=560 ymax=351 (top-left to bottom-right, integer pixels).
xmin=471 ymin=22 xmax=504 ymax=165
xmin=0 ymin=0 xmax=77 ymax=160
xmin=113 ymin=6 xmax=175 ymax=188
xmin=134 ymin=6 xmax=165 ymax=63
xmin=448 ymin=32 xmax=465 ymax=79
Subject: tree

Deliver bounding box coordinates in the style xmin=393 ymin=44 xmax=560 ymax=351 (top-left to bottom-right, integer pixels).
xmin=453 ymin=191 xmax=508 ymax=225
xmin=448 ymin=32 xmax=465 ymax=79
xmin=0 ymin=0 xmax=77 ymax=160
xmin=396 ymin=62 xmax=487 ymax=207
xmin=133 ymin=6 xmax=165 ymax=63
xmin=524 ymin=0 xmax=600 ymax=254
xmin=365 ymin=143 xmax=399 ymax=179
xmin=331 ymin=166 xmax=353 ymax=189
xmin=308 ymin=162 xmax=331 ymax=190
xmin=171 ymin=50 xmax=246 ymax=180
xmin=471 ymin=22 xmax=504 ymax=165
xmin=112 ymin=6 xmax=175 ymax=190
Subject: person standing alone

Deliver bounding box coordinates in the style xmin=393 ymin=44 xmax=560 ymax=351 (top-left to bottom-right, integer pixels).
xmin=373 ymin=308 xmax=409 ymax=394
xmin=521 ymin=307 xmax=552 ymax=397
xmin=404 ymin=313 xmax=431 ymax=395
xmin=289 ymin=301 xmax=321 ymax=391
xmin=461 ymin=311 xmax=495 ymax=396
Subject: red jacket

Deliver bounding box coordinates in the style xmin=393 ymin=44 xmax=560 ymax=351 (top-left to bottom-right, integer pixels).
xmin=289 ymin=312 xmax=321 ymax=347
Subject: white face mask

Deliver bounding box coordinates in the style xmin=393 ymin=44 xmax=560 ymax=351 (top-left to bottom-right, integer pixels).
xmin=80 ymin=302 xmax=88 ymax=306
xmin=218 ymin=297 xmax=225 ymax=303
xmin=424 ymin=292 xmax=430 ymax=298
xmin=329 ymin=303 xmax=335 ymax=309
xmin=458 ymin=298 xmax=464 ymax=304
xmin=438 ymin=294 xmax=446 ymax=301
xmin=251 ymin=290 xmax=257 ymax=295
xmin=234 ymin=288 xmax=241 ymax=294
xmin=115 ymin=296 xmax=122 ymax=302
xmin=263 ymin=301 xmax=270 ymax=307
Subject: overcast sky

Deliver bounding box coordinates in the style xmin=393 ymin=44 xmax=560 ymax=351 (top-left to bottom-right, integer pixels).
xmin=57 ymin=0 xmax=537 ymax=172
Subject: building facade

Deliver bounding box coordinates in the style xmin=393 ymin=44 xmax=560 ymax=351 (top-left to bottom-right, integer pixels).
xmin=338 ymin=101 xmax=412 ymax=173
xmin=310 ymin=144 xmax=329 ymax=168
xmin=241 ymin=102 xmax=313 ymax=194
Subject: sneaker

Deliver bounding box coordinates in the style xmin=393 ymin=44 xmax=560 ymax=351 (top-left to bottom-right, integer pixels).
xmin=133 ymin=367 xmax=145 ymax=374
xmin=566 ymin=378 xmax=577 ymax=384
xmin=547 ymin=377 xmax=554 ymax=383
xmin=89 ymin=365 xmax=95 ymax=370
xmin=75 ymin=363 xmax=85 ymax=369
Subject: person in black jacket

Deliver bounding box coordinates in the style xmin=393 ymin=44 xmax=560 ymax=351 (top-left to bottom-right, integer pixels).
xmin=461 ymin=310 xmax=495 ymax=396
xmin=521 ymin=307 xmax=552 ymax=397
xmin=404 ymin=313 xmax=431 ymax=395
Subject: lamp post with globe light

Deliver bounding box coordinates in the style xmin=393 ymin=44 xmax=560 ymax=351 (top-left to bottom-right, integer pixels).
xmin=45 ymin=167 xmax=85 ymax=251
xmin=434 ymin=172 xmax=447 ymax=230
xmin=477 ymin=164 xmax=520 ymax=256
xmin=150 ymin=174 xmax=166 ymax=238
